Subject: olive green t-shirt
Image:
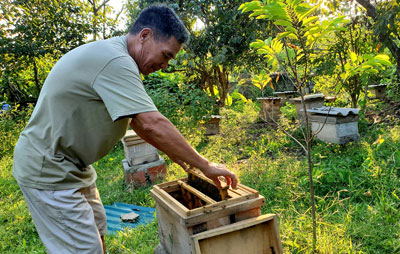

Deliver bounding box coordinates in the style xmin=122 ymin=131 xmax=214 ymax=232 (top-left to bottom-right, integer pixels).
xmin=13 ymin=36 xmax=157 ymax=190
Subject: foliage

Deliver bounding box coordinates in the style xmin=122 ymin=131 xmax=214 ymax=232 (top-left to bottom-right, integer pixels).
xmin=143 ymin=71 xmax=215 ymax=127
xmin=318 ymin=12 xmax=392 ymax=108
xmin=126 ymin=0 xmax=271 ymax=108
xmin=245 ymin=71 xmax=273 ymax=97
xmin=356 ymin=0 xmax=400 ymax=79
xmin=86 ymin=0 xmax=127 ymax=41
xmin=0 ymin=0 xmax=92 ymax=104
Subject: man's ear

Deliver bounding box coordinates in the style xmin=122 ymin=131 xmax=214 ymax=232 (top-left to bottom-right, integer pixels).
xmin=139 ymin=28 xmax=153 ymax=43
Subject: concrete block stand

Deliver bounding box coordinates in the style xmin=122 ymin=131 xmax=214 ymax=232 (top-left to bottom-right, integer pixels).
xmin=122 ymin=158 xmax=166 ymax=186
xmin=308 ymin=107 xmax=360 ymax=144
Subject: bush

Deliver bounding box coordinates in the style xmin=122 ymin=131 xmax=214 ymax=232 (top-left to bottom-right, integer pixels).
xmin=143 ymin=72 xmax=215 ymax=128
xmin=0 ymin=104 xmax=33 ymax=158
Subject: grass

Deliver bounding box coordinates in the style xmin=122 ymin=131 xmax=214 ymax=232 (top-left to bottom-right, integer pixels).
xmin=0 ymin=101 xmax=399 ymax=253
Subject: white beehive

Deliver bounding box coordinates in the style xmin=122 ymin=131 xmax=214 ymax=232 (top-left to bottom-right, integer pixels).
xmin=121 ymin=130 xmax=159 ymax=166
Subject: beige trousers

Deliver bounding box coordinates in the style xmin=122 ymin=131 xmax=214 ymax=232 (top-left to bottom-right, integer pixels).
xmin=19 ymin=183 xmax=107 ymax=254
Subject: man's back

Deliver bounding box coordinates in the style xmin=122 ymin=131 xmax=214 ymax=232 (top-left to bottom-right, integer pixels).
xmin=13 ymin=36 xmax=156 ymax=190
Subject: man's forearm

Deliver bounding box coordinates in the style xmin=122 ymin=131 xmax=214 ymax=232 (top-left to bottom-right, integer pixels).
xmin=129 ymin=112 xmax=209 ymax=170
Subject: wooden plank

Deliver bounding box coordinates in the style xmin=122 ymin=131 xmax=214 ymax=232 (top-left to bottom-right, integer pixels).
xmin=177 ymin=180 xmax=217 ymax=205
xmin=184 ymin=196 xmax=265 ymax=227
xmin=235 ymin=183 xmax=259 ymax=196
xmin=153 ymin=180 xmax=260 ymax=217
xmin=226 ymin=189 xmax=241 ymax=199
xmin=190 ymin=214 xmax=282 ymax=254
xmin=151 ymin=185 xmax=191 ymax=216
xmin=155 ymin=202 xmax=192 ymax=253
xmin=150 ymin=189 xmax=187 ymax=219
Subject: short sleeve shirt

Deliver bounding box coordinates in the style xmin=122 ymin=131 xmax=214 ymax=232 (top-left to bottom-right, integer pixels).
xmin=13 ymin=36 xmax=157 ymax=190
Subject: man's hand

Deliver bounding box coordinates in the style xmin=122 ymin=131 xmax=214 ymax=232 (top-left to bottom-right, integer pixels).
xmin=201 ymin=162 xmax=238 ymax=189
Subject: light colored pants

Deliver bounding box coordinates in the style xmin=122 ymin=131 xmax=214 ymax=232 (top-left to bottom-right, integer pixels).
xmin=19 ymin=183 xmax=107 ymax=254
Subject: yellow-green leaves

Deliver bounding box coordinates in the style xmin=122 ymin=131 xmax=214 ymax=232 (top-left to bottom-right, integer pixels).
xmin=252 ymin=71 xmax=273 ymax=91
xmin=238 ymin=1 xmax=262 ymax=13
xmin=341 ymin=52 xmax=393 ymax=82
xmin=373 ymin=54 xmax=392 ymax=66
xmin=302 ymin=16 xmax=319 ymax=26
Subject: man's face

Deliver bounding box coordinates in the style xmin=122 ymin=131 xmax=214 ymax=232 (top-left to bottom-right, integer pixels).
xmin=138 ymin=34 xmax=181 ymax=75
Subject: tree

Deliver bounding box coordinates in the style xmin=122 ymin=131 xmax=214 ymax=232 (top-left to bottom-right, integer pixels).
xmin=355 ymin=0 xmax=400 ymax=79
xmin=321 ymin=15 xmax=392 ymax=108
xmin=126 ymin=0 xmax=271 ymax=109
xmin=0 ymin=0 xmax=92 ymax=104
xmin=87 ymin=0 xmax=126 ymax=41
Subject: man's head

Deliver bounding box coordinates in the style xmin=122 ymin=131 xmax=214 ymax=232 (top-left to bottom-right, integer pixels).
xmin=129 ymin=5 xmax=189 ymax=44
xmin=127 ymin=5 xmax=189 ymax=75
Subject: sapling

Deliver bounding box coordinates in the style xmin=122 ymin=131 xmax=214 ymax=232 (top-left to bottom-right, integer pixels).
xmin=240 ymin=0 xmax=349 ymax=252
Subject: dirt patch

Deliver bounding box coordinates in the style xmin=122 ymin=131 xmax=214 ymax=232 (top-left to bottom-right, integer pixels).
xmin=365 ymin=101 xmax=400 ymax=126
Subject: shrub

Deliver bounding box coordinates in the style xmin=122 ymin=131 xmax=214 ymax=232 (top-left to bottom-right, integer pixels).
xmin=143 ymin=72 xmax=215 ymax=128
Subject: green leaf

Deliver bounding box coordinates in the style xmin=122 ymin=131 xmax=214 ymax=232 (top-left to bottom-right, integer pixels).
xmin=302 ymin=16 xmax=319 ymax=26
xmin=271 ymin=39 xmax=283 ymax=53
xmin=349 ymin=51 xmax=358 ymax=63
xmin=256 ymin=48 xmax=270 ymax=55
xmin=296 ymin=53 xmax=304 ymax=61
xmin=256 ymin=15 xmax=269 ymax=20
xmin=274 ymin=19 xmax=293 ymax=27
xmin=290 ymin=0 xmax=303 ymax=8
xmin=239 ymin=1 xmax=262 ymax=13
xmin=298 ymin=5 xmax=319 ymax=21
xmin=286 ymin=26 xmax=297 ymax=33
xmin=250 ymin=40 xmax=265 ymax=49
xmin=374 ymin=54 xmax=392 ymax=66
xmin=225 ymin=94 xmax=233 ymax=106
xmin=266 ymin=1 xmax=291 ymax=21
xmin=253 ymin=82 xmax=262 ymax=90
xmin=277 ymin=31 xmax=298 ymax=40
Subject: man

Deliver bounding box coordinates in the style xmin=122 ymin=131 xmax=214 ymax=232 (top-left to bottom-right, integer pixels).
xmin=13 ymin=5 xmax=237 ymax=254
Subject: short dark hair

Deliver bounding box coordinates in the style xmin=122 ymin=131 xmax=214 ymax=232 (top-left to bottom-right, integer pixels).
xmin=129 ymin=5 xmax=189 ymax=44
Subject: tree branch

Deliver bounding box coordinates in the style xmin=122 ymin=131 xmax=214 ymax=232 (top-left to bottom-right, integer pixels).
xmin=355 ymin=0 xmax=377 ymax=19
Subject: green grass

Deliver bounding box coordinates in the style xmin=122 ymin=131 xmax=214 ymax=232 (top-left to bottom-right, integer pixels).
xmin=1 ymin=102 xmax=399 ymax=253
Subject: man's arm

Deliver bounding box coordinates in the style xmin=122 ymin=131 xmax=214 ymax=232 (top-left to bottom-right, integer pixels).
xmin=129 ymin=111 xmax=237 ymax=189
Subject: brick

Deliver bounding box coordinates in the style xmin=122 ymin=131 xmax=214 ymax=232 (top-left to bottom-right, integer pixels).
xmin=126 ymin=171 xmax=146 ymax=186
xmin=147 ymin=164 xmax=167 ymax=183
xmin=123 ymin=158 xmax=166 ymax=187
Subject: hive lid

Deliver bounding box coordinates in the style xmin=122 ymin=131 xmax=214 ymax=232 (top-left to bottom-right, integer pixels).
xmin=124 ymin=129 xmax=138 ymax=137
xmin=368 ymin=83 xmax=388 ymax=88
xmin=273 ymin=91 xmax=296 ymax=94
xmin=306 ymin=106 xmax=360 ymax=116
xmin=290 ymin=93 xmax=324 ymax=101
xmin=256 ymin=97 xmax=281 ymax=100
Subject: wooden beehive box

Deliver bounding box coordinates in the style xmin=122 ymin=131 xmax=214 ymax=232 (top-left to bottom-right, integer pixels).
xmin=150 ymin=169 xmax=282 ymax=254
xmin=257 ymin=97 xmax=282 ymax=123
xmin=121 ymin=130 xmax=159 ymax=166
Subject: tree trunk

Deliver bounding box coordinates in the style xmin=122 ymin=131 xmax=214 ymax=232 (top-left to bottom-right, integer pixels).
xmin=214 ymin=66 xmax=230 ymax=107
xmin=32 ymin=58 xmax=41 ymax=96
xmin=355 ymin=0 xmax=400 ymax=79
xmin=351 ymin=93 xmax=358 ymax=108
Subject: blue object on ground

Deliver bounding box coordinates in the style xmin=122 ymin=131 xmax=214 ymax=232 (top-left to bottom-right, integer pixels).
xmin=2 ymin=104 xmax=10 ymax=110
xmin=104 ymin=202 xmax=156 ymax=235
